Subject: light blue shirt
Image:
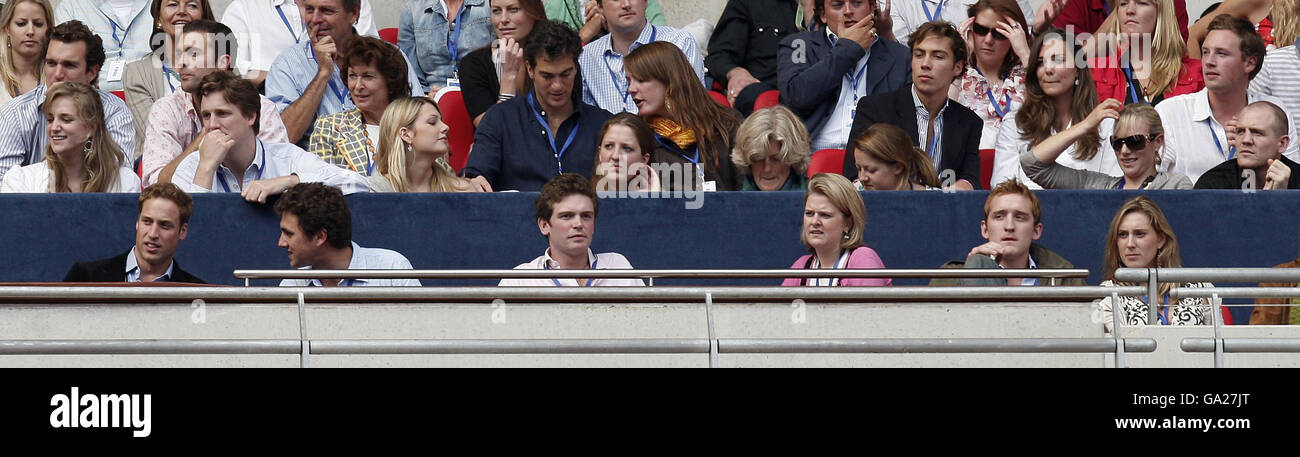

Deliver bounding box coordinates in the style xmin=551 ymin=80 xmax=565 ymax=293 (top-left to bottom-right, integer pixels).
xmin=811 ymin=28 xmax=872 ymax=151
xmin=125 ymin=248 xmax=175 ymax=283
xmin=0 ymin=84 xmax=136 ymax=182
xmin=266 ymin=39 xmax=425 ymax=144
xmin=399 ymin=0 xmax=496 ymax=91
xmin=54 ymin=0 xmax=154 ymax=92
xmin=280 ymin=242 xmax=420 ymax=287
xmin=171 ymin=139 xmax=370 ymax=195
xmin=579 ymin=20 xmax=705 ymax=114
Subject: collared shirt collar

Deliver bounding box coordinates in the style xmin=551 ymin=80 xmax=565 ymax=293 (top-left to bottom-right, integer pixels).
xmin=1189 ymin=88 xmax=1213 ymax=123
xmin=604 ymin=19 xmax=655 ymax=57
xmin=529 ymin=91 xmax=580 ymax=124
xmin=305 ymin=241 xmax=367 ymax=287
xmin=218 ymin=139 xmax=267 ymax=189
xmin=125 ymin=248 xmax=175 ymax=283
xmin=911 ymin=85 xmax=948 ymax=117
xmin=542 ymin=248 xmax=597 ymax=270
xmin=271 ymin=0 xmax=293 ymax=7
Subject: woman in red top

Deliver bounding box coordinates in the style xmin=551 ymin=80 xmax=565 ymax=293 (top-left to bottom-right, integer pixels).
xmin=1088 ymin=0 xmax=1203 ymax=105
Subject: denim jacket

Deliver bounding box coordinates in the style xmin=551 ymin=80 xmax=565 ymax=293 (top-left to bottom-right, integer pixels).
xmin=399 ymin=0 xmax=496 ymax=91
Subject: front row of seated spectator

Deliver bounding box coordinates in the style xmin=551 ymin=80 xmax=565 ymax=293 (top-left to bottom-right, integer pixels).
xmin=63 ymin=183 xmax=205 ymax=283
xmin=1 ymin=81 xmax=139 ymax=193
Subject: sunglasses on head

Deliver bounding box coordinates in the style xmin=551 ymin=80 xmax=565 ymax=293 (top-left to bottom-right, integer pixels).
xmin=971 ymin=24 xmax=1007 ymax=41
xmin=1109 ymin=133 xmax=1159 ymax=151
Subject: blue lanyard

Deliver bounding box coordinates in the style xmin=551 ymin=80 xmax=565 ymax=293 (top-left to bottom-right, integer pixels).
xmin=974 ymin=67 xmax=1011 ymax=119
xmin=528 ymin=92 xmax=580 ymax=173
xmin=105 ymin=15 xmax=129 ymax=51
xmin=217 ymin=140 xmax=268 ymax=192
xmin=655 ymin=133 xmax=705 ymax=182
xmin=547 ymin=257 xmax=598 ymax=287
xmin=309 ymin=46 xmax=350 ymax=106
xmin=1206 ymin=119 xmax=1234 ymax=160
xmin=161 ymin=63 xmax=177 ymax=93
xmin=603 ymin=26 xmax=656 ymax=107
xmin=1141 ymin=295 xmax=1171 ymax=324
xmin=1121 ymin=65 xmax=1147 ymax=105
xmin=846 ymin=59 xmax=869 ymax=106
xmin=447 ymin=3 xmax=469 ymax=73
xmin=809 ymin=250 xmax=850 ymax=286
xmin=275 ymin=5 xmax=301 ymax=44
xmin=921 ymin=0 xmax=945 ymax=22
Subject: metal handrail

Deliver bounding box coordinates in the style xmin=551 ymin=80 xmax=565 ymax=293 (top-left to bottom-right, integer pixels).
xmin=1114 ymin=267 xmax=1300 ymax=283
xmin=0 ymin=338 xmax=1157 ymax=355
xmin=232 ymin=268 xmax=1091 ymax=280
xmin=1181 ymin=338 xmax=1300 ymax=353
xmin=1168 ymin=287 xmax=1300 ymax=299
xmin=0 ymin=285 xmax=1143 ymax=303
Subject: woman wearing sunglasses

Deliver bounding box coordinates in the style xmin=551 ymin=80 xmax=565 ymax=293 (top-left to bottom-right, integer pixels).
xmin=951 ymin=0 xmax=1029 ymax=151
xmin=1020 ymin=99 xmax=1191 ymax=189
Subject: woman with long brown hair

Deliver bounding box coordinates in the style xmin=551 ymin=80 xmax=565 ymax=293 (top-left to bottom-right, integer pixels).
xmin=625 ymin=41 xmax=742 ymax=191
xmin=1 ymin=82 xmax=139 ymax=193
xmin=992 ymin=27 xmax=1121 ymax=188
xmin=1093 ymin=196 xmax=1211 ymax=332
xmin=851 ymin=124 xmax=941 ymax=191
xmin=593 ymin=112 xmax=660 ymax=193
xmin=951 ymin=0 xmax=1031 ymax=150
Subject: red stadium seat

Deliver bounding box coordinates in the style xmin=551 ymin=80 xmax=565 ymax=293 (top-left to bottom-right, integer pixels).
xmin=379 ymin=28 xmax=399 ymax=45
xmin=807 ymin=149 xmax=846 ymax=177
xmin=752 ymin=90 xmax=780 ymax=111
xmin=708 ymin=90 xmax=730 ymax=107
xmin=980 ymin=148 xmax=995 ymax=190
xmin=433 ymin=87 xmax=474 ymax=173
xmin=111 ymin=90 xmax=125 ymax=101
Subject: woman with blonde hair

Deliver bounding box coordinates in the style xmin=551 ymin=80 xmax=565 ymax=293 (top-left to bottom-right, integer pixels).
xmin=781 ymin=173 xmax=891 ymax=287
xmin=1093 ymin=196 xmax=1211 ymax=332
xmin=593 ymin=112 xmax=660 ymax=193
xmin=1 ymin=82 xmax=139 ymax=193
xmin=625 ymin=41 xmax=742 ymax=191
xmin=0 ymin=0 xmax=52 ymax=104
xmin=370 ymin=97 xmax=476 ymax=193
xmin=851 ymin=124 xmax=942 ymax=190
xmin=1088 ymin=0 xmax=1204 ymax=104
xmin=1022 ymin=101 xmax=1191 ymax=189
xmin=730 ymin=105 xmax=809 ymax=191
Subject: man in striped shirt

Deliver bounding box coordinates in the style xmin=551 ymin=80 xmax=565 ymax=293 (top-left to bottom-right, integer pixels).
xmin=1249 ymin=38 xmax=1300 ymax=138
xmin=0 ymin=21 xmax=135 ymax=182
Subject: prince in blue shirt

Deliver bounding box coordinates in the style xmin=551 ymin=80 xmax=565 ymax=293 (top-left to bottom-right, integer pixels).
xmin=463 ymin=21 xmax=613 ymax=192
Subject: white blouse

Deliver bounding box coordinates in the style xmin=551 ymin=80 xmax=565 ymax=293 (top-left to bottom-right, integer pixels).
xmin=991 ymin=112 xmax=1122 ymax=189
xmin=0 ymin=161 xmax=141 ymax=193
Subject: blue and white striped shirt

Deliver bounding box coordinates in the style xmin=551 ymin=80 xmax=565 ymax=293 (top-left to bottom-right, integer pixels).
xmin=578 ymin=21 xmax=705 ymax=114
xmin=0 ymin=84 xmax=136 ymax=182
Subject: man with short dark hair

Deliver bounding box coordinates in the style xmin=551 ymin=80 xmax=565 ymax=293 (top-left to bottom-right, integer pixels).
xmin=463 ymin=21 xmax=613 ymax=192
xmin=275 ymin=182 xmax=417 ymax=287
xmin=63 ymin=183 xmax=205 ymax=283
xmin=267 ymin=0 xmax=423 ymax=145
xmin=499 ymin=173 xmax=643 ymax=287
xmin=0 ymin=20 xmax=135 ymax=182
xmin=172 ymin=71 xmax=368 ymax=201
xmin=1195 ymin=100 xmax=1299 ymax=189
xmin=143 ymin=19 xmax=289 ymax=186
xmin=841 ymin=20 xmax=981 ymax=190
xmin=1156 ymin=14 xmax=1300 ymax=183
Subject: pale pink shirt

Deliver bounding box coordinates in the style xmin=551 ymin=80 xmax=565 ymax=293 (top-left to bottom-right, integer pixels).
xmin=781 ymin=246 xmax=892 ymax=287
xmin=142 ymin=90 xmax=289 ymax=185
xmin=498 ymin=249 xmax=646 ymax=287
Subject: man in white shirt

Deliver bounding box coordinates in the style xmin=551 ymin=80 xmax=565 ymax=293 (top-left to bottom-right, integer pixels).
xmin=1248 ymin=38 xmax=1300 ymax=135
xmin=143 ymin=19 xmax=289 ymax=186
xmin=1156 ymin=14 xmax=1300 ymax=183
xmin=221 ymin=0 xmax=378 ymax=87
xmin=578 ymin=0 xmax=704 ymax=114
xmin=171 ymin=71 xmax=368 ymax=200
xmin=275 ymin=182 xmax=419 ymax=287
xmin=499 ymin=173 xmax=644 ymax=287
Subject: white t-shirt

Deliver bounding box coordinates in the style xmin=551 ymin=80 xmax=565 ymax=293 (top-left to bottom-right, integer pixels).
xmin=106 ymin=0 xmax=143 ymax=24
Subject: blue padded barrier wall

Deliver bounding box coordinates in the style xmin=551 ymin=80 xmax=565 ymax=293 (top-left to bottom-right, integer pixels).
xmin=3 ymin=190 xmax=1297 ymax=323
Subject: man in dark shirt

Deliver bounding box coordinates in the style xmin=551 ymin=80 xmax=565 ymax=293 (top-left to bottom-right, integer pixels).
xmin=63 ymin=183 xmax=205 ymax=283
xmin=463 ymin=21 xmax=613 ymax=192
xmin=1194 ymin=100 xmax=1298 ymax=190
xmin=706 ymin=0 xmax=798 ymax=115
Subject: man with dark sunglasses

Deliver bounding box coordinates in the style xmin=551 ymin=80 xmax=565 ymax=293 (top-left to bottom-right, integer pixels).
xmin=1195 ymin=100 xmax=1299 ymax=190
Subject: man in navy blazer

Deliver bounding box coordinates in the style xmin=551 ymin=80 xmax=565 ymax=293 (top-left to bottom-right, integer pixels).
xmin=778 ymin=0 xmax=910 ymax=152
xmin=63 ymin=183 xmax=206 ymax=284
xmin=842 ymin=21 xmax=982 ymax=190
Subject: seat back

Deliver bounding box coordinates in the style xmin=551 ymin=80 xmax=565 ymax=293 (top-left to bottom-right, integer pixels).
xmin=807 ymin=149 xmax=846 ymax=177
xmin=752 ymin=90 xmax=780 ymax=111
xmin=979 ymin=148 xmax=995 ymax=190
xmin=379 ymin=28 xmax=399 ymax=45
xmin=433 ymin=87 xmax=475 ymax=172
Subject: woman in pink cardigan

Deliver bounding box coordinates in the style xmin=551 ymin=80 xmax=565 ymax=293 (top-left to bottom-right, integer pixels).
xmin=782 ymin=173 xmax=892 ymax=287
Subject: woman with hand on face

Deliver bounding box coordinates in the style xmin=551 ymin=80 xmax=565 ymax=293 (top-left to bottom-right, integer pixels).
xmin=593 ymin=112 xmax=660 ymax=193
xmin=992 ymin=28 xmax=1122 ymax=188
xmin=123 ymin=0 xmax=214 ymax=156
xmin=951 ymin=0 xmax=1031 ymax=150
xmin=852 ymin=123 xmax=942 ymax=190
xmin=370 ymin=96 xmax=476 ymax=192
xmin=1093 ymin=196 xmax=1211 ymax=332
xmin=1 ymin=82 xmax=140 ymax=193
xmin=730 ymin=105 xmax=809 ymax=191
xmin=625 ymin=41 xmax=743 ymax=192
xmin=0 ymin=0 xmax=52 ymax=105
xmin=309 ymin=36 xmax=413 ymax=177
xmin=782 ymin=173 xmax=891 ymax=287
xmin=1021 ymin=101 xmax=1192 ymax=189
xmin=461 ymin=0 xmax=547 ymax=126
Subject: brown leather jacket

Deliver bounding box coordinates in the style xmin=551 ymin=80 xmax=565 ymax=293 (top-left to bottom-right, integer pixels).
xmin=1250 ymin=259 xmax=1300 ymax=325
